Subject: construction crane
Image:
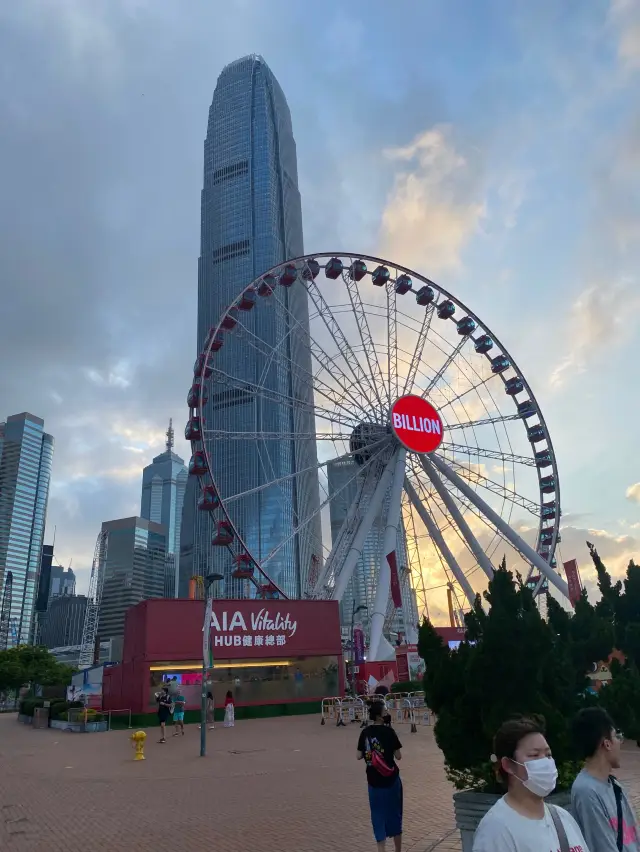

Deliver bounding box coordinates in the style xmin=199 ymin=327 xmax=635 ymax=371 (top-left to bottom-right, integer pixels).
xmin=78 ymin=531 xmax=108 ymax=669
xmin=0 ymin=571 xmax=13 ymax=651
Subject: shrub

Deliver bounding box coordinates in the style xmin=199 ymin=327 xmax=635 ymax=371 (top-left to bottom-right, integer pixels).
xmin=19 ymin=698 xmax=44 ymax=717
xmin=419 ymin=561 xmax=584 ymax=792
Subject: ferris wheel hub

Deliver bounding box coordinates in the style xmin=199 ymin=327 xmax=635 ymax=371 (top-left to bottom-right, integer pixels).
xmin=349 ymin=422 xmax=391 ymax=465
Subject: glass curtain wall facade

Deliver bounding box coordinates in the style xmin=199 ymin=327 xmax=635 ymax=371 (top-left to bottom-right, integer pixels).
xmin=188 ymin=54 xmax=321 ymax=599
xmin=327 ymin=458 xmax=414 ymax=642
xmin=140 ymin=422 xmax=187 ymax=597
xmin=98 ymin=518 xmax=166 ymax=647
xmin=0 ymin=413 xmax=54 ymax=643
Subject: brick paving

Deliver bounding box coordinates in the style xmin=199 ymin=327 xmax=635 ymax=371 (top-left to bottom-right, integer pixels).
xmin=0 ymin=713 xmax=458 ymax=851
xmin=3 ymin=713 xmax=640 ymax=852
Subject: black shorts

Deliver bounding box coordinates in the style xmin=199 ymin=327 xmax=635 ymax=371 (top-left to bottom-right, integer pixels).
xmin=158 ymin=709 xmax=171 ymax=723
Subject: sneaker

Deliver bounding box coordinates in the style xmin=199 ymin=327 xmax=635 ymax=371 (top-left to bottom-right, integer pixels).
xmin=208 ymin=726 xmax=215 ymax=730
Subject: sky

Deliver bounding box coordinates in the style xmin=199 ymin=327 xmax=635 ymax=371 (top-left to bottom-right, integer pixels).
xmin=0 ymin=0 xmax=638 ymax=615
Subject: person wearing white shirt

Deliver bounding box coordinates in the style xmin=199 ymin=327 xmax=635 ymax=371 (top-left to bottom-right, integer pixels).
xmin=472 ymin=715 xmax=590 ymax=852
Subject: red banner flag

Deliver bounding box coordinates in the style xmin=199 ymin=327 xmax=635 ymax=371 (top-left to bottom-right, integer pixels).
xmin=563 ymin=559 xmax=582 ymax=607
xmin=387 ymin=551 xmax=403 ymax=608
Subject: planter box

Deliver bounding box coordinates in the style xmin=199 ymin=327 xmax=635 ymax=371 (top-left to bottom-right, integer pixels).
xmin=50 ymin=719 xmax=108 ymax=733
xmin=453 ymin=789 xmax=571 ymax=852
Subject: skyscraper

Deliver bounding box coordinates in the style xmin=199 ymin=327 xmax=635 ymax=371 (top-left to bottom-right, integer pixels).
xmin=0 ymin=413 xmax=54 ymax=643
xmin=185 ymin=54 xmax=321 ymax=599
xmin=140 ymin=420 xmax=187 ymax=597
xmin=97 ymin=517 xmax=166 ymax=656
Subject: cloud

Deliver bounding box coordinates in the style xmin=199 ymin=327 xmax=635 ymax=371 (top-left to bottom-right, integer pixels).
xmin=378 ymin=125 xmax=486 ymax=273
xmin=626 ymin=483 xmax=640 ymax=502
xmin=549 ymin=279 xmax=640 ymax=388
xmin=610 ymin=0 xmax=640 ymax=70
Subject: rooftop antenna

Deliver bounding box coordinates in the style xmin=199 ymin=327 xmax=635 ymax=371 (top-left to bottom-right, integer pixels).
xmin=166 ymin=418 xmax=174 ymax=453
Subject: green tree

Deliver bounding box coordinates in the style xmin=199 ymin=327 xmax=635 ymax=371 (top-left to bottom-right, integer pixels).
xmin=419 ymin=561 xmax=583 ymax=790
xmin=0 ymin=645 xmax=75 ymax=694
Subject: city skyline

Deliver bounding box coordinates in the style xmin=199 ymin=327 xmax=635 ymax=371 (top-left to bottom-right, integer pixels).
xmin=0 ymin=1 xmax=638 ymax=623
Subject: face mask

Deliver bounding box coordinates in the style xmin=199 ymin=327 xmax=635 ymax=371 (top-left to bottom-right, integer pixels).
xmin=514 ymin=757 xmax=558 ymax=797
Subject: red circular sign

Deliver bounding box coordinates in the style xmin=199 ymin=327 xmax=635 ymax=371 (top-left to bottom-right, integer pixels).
xmin=391 ymin=395 xmax=444 ymax=453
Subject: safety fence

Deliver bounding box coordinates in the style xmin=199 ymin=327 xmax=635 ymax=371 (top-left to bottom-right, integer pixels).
xmin=321 ymin=692 xmax=433 ymax=731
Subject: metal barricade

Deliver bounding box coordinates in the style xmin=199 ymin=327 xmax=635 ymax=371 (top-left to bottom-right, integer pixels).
xmin=408 ymin=692 xmax=432 ymax=728
xmin=320 ymin=697 xmax=341 ymax=726
xmin=385 ymin=693 xmax=410 ymax=724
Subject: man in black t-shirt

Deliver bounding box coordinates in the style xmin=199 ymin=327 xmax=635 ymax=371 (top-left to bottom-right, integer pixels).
xmin=357 ymin=701 xmax=404 ymax=850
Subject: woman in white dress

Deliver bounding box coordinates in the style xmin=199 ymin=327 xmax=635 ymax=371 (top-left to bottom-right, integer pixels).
xmin=473 ymin=716 xmax=590 ymax=852
xmin=224 ymin=690 xmax=235 ymax=728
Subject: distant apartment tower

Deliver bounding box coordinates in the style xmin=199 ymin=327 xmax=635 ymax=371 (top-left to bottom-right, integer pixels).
xmin=34 ymin=545 xmax=77 ymax=643
xmin=140 ymin=420 xmax=187 ymax=597
xmin=41 ymin=594 xmax=87 ymax=649
xmin=97 ymin=517 xmax=166 ymax=651
xmin=327 ymin=458 xmax=417 ymax=641
xmin=183 ymin=54 xmax=322 ymax=599
xmin=0 ymin=413 xmax=54 ymax=643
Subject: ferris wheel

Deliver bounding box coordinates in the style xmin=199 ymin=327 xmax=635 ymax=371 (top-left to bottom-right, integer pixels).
xmin=186 ymin=253 xmax=569 ymax=661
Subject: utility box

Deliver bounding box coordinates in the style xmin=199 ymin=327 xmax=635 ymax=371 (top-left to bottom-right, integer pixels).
xmin=33 ymin=707 xmax=49 ymax=729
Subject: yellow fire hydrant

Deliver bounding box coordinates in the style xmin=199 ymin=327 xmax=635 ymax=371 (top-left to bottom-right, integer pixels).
xmin=131 ymin=730 xmax=146 ymax=761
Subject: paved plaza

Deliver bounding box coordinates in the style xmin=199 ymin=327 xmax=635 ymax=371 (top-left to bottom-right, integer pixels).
xmin=2 ymin=713 xmax=640 ymax=852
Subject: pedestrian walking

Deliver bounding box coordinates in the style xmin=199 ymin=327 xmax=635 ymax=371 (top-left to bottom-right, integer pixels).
xmin=224 ymin=689 xmax=235 ymax=728
xmin=155 ymin=686 xmax=172 ymax=743
xmin=472 ymin=715 xmax=589 ymax=852
xmin=571 ymin=707 xmax=639 ymax=851
xmin=172 ymin=689 xmax=186 ymax=736
xmin=198 ymin=690 xmax=215 ymax=731
xmin=357 ymin=700 xmax=403 ymax=852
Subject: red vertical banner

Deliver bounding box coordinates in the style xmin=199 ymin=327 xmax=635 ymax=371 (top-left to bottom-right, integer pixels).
xmin=353 ymin=627 xmax=365 ymax=665
xmin=387 ymin=551 xmax=403 ymax=608
xmin=564 ymin=559 xmax=582 ymax=607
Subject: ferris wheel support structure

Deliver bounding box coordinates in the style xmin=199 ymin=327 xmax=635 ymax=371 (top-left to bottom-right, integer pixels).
xmin=430 ymin=454 xmax=569 ymax=598
xmin=404 ymin=477 xmax=477 ymax=608
xmin=369 ymin=448 xmax=406 ymax=661
xmin=421 ymin=457 xmax=495 ymax=581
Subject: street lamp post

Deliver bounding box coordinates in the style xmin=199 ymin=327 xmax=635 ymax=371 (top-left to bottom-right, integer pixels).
xmin=200 ymin=572 xmax=223 ymax=758
xmin=350 ymin=601 xmax=368 ymax=697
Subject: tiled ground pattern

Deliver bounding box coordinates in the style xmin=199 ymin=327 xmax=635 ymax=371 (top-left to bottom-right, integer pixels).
xmin=2 ymin=713 xmax=640 ymax=851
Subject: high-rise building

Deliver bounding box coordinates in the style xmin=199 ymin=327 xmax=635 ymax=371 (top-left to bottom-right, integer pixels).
xmin=184 ymin=54 xmax=321 ymax=599
xmin=97 ymin=517 xmax=166 ymax=651
xmin=327 ymin=458 xmax=416 ymax=641
xmin=0 ymin=413 xmax=54 ymax=643
xmin=40 ymin=594 xmax=87 ymax=649
xmin=140 ymin=420 xmax=187 ymax=597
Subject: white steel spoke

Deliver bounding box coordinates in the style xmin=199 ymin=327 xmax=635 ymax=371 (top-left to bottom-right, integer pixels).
xmin=259 ymin=441 xmax=393 ymax=575
xmin=208 ymin=366 xmax=355 ymax=430
xmin=342 ymin=269 xmax=389 ymax=411
xmin=222 ymin=438 xmax=389 ymax=506
xmin=401 ymin=304 xmax=435 ymax=397
xmin=424 ymin=336 xmax=468 ymax=398
xmin=438 ymin=443 xmax=537 ymax=468
xmin=302 ymin=278 xmax=382 ymax=417
xmin=387 ymin=281 xmax=398 ymax=404
xmin=447 ymin=413 xmax=521 ymax=431
xmin=231 ymin=309 xmax=367 ymax=426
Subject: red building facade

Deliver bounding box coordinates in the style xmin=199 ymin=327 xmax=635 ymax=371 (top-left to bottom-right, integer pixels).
xmin=103 ymin=598 xmax=343 ymax=715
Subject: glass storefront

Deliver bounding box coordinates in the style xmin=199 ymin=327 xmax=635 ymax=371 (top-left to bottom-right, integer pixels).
xmin=148 ymin=655 xmax=340 ymax=709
